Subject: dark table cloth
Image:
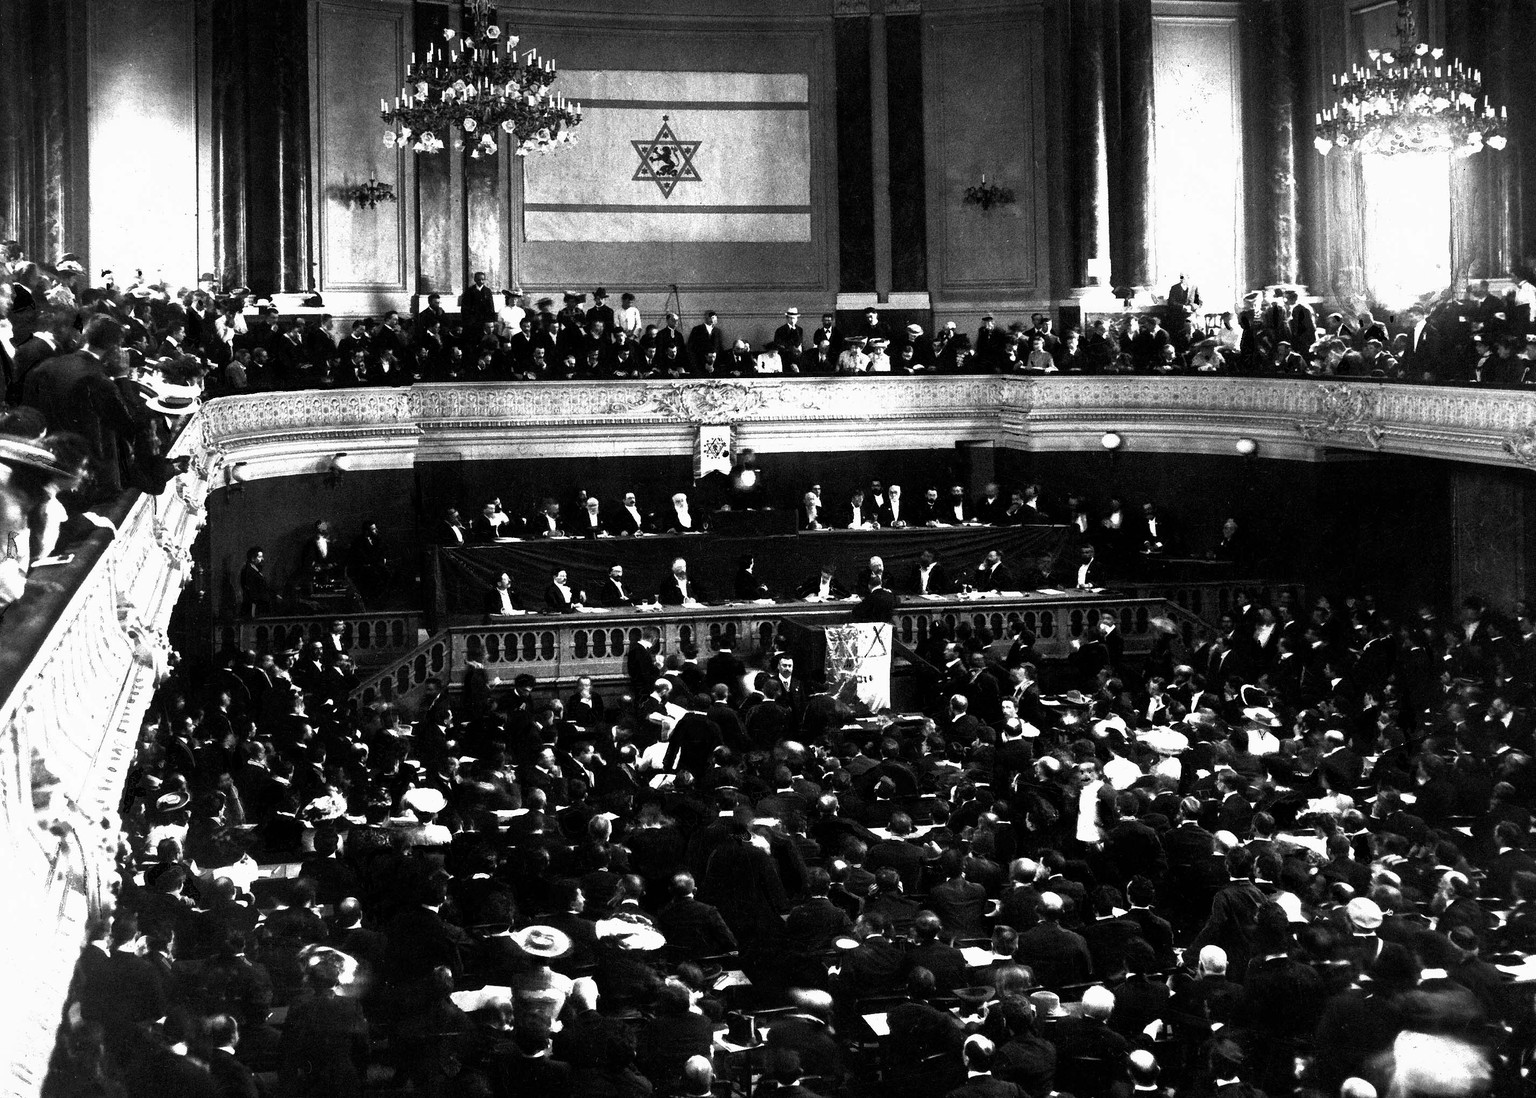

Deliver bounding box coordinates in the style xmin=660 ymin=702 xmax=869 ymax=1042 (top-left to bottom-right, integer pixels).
xmin=428 ymin=525 xmax=1073 ymax=620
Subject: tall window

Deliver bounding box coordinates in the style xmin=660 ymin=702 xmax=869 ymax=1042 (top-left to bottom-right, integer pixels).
xmin=1362 ymin=152 xmax=1451 ymax=310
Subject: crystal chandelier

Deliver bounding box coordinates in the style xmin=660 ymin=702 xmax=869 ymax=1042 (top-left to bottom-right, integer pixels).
xmin=1313 ymin=0 xmax=1506 ymax=158
xmin=379 ymin=0 xmax=582 ymax=158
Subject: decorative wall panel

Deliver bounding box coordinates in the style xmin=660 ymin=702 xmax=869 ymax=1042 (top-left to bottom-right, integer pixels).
xmin=1150 ymin=8 xmax=1243 ymax=308
xmin=925 ymin=6 xmax=1050 ymax=299
xmin=312 ymin=0 xmax=411 ymax=292
xmin=87 ymin=0 xmax=205 ymax=281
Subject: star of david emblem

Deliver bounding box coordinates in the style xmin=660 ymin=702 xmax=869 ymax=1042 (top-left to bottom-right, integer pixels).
xmin=632 ymin=115 xmax=702 ymax=199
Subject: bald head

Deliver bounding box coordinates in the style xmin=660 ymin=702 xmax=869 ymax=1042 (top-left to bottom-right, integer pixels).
xmin=1040 ymin=892 xmax=1065 ymax=920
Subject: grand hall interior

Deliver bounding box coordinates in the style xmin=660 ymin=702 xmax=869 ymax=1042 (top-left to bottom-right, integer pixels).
xmin=5 ymin=1 xmax=1536 ymax=1096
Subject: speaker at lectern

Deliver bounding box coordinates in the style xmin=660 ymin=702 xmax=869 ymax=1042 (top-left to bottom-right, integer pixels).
xmin=776 ymin=618 xmax=892 ymax=712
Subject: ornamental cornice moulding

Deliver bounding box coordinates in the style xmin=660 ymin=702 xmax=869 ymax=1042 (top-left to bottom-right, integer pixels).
xmin=190 ymin=378 xmax=1536 ymax=474
xmin=1294 ymin=383 xmax=1386 ymax=450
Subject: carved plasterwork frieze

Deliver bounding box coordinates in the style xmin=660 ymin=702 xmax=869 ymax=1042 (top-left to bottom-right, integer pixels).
xmin=1295 ymin=383 xmax=1386 ymax=450
xmin=1501 ymin=421 xmax=1536 ymax=467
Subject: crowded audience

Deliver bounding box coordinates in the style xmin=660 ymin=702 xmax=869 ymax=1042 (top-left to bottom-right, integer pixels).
xmin=7 ymin=241 xmax=1536 ymax=394
xmin=42 ymin=569 xmax=1536 ymax=1098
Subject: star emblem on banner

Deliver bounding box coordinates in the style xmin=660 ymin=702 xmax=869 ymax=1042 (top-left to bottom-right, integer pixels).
xmin=632 ymin=115 xmax=702 ymax=199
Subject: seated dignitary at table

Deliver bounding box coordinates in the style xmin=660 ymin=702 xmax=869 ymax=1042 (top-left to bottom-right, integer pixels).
xmin=973 ymin=550 xmax=1015 ymax=592
xmin=485 ymin=571 xmax=525 ymax=617
xmin=544 ymin=567 xmax=586 ymax=613
xmin=878 ymin=483 xmax=911 ymax=528
xmin=610 ymin=490 xmax=649 ymax=536
xmin=797 ymin=562 xmax=851 ymax=601
xmin=437 ymin=506 xmax=469 ymax=546
xmin=909 ymin=548 xmax=951 ymax=595
xmin=735 ymin=554 xmax=773 ymax=600
xmin=661 ymin=491 xmax=701 ymax=534
xmin=471 ymin=499 xmax=514 ymax=541
xmin=600 ymin=563 xmax=636 ymax=606
xmin=574 ymin=496 xmax=611 ymax=538
xmin=530 ymin=497 xmax=566 ymax=538
xmin=660 ymin=557 xmax=701 ymax=605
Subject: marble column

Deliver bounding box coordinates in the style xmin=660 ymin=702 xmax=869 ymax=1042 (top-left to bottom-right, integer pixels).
xmin=1112 ymin=0 xmax=1153 ymax=292
xmin=213 ymin=0 xmax=311 ymax=294
xmin=0 ymin=0 xmax=87 ymax=265
xmin=1264 ymin=0 xmax=1298 ymax=286
xmin=1069 ymin=0 xmax=1110 ymax=288
xmin=833 ymin=5 xmax=875 ymax=295
xmin=413 ymin=0 xmax=459 ymax=296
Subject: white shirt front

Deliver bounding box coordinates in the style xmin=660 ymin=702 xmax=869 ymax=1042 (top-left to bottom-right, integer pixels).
xmin=497 ymin=588 xmax=517 ymax=614
xmin=1077 ymin=562 xmax=1092 ymax=587
xmin=1076 ymin=779 xmax=1104 ymax=843
xmin=674 ymin=507 xmax=692 ymax=530
xmin=625 ymin=504 xmax=643 ymax=528
xmin=817 ymin=576 xmax=832 ymax=599
xmin=919 ymin=564 xmax=935 ymax=593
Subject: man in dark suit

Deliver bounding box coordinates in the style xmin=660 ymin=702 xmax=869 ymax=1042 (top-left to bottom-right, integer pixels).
xmin=912 ymin=488 xmax=947 ymax=529
xmin=660 ymin=557 xmax=699 ymax=605
xmin=8 ymin=318 xmax=63 ymax=400
xmin=599 ymin=564 xmax=635 ymax=607
xmin=854 ymin=580 xmax=898 ymax=622
xmin=907 ymin=911 xmax=969 ymax=992
xmin=485 ymin=572 xmax=523 ymax=617
xmin=22 ymin=315 xmax=140 ymax=499
xmin=460 ymin=271 xmax=497 ymax=330
xmin=437 ymin=507 xmax=469 ymax=546
xmin=774 ymin=307 xmax=807 ymax=370
xmin=686 ymin=310 xmax=728 ymax=371
xmin=528 ymin=498 xmax=565 ymax=538
xmin=797 ymin=563 xmax=850 ymax=601
xmin=974 ymin=550 xmax=1015 ymax=592
xmin=948 ymin=1035 xmax=1026 ymax=1098
xmin=1400 ymin=303 xmax=1440 ymax=378
xmin=606 ymin=490 xmax=648 ymax=537
xmin=1016 ymin=892 xmax=1091 ymax=987
xmin=909 ymin=549 xmax=949 ymax=596
xmin=655 ymin=871 xmax=739 ymax=959
xmin=975 ymin=313 xmax=1008 ymax=371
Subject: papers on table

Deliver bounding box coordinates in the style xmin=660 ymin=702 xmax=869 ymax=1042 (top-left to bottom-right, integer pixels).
xmin=868 ymin=822 xmax=939 ymax=841
xmin=1496 ymin=957 xmax=1536 ymax=984
xmin=864 ymin=1012 xmax=891 ymax=1037
xmin=961 ymin=946 xmax=998 ymax=968
xmin=714 ymin=969 xmax=751 ymax=991
xmin=451 ymin=985 xmax=513 ymax=1012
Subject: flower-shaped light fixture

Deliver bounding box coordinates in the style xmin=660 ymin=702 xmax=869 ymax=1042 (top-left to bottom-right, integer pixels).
xmin=380 ymin=0 xmax=582 ymax=158
xmin=1314 ymin=0 xmax=1506 ymax=158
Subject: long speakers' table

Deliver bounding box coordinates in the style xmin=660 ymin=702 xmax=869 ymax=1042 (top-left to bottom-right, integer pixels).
xmin=351 ymin=589 xmax=1169 ymax=708
xmin=427 ymin=524 xmax=1073 ymax=619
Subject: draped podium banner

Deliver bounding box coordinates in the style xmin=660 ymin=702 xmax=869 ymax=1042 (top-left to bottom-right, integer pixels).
xmin=522 ymin=70 xmax=812 ymax=242
xmin=826 ymin=622 xmax=892 ymax=712
xmin=695 ymin=424 xmax=733 ymax=479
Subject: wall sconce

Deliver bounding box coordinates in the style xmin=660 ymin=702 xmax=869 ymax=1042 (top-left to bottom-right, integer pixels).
xmin=962 ymin=174 xmax=1015 ymax=212
xmin=351 ymin=174 xmax=396 ymax=209
xmin=1100 ymin=431 xmax=1123 ymax=451
xmin=1235 ymin=437 xmax=1258 ymax=457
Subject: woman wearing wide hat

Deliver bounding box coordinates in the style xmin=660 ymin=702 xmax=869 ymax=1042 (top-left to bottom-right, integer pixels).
xmin=510 ymin=924 xmax=575 ymax=1028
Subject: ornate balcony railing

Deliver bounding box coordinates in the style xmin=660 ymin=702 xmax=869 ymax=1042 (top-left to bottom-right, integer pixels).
xmin=226 ymin=611 xmax=424 ymax=665
xmin=195 ymin=376 xmax=1536 ymax=475
xmin=350 ymin=592 xmax=1170 ymax=711
xmin=0 ymin=421 xmax=217 ymax=1097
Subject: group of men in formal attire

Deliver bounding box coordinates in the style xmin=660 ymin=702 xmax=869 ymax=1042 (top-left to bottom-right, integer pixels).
xmin=64 ymin=563 xmax=1536 ymax=1098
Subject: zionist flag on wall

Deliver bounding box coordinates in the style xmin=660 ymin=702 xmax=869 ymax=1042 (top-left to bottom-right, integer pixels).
xmin=522 ymin=70 xmax=811 ymax=243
